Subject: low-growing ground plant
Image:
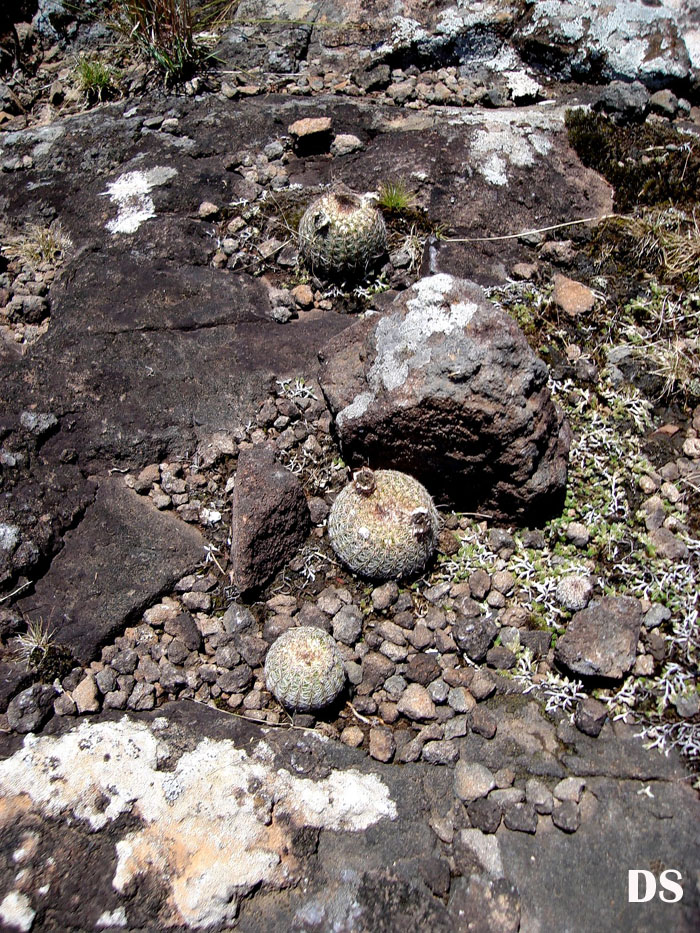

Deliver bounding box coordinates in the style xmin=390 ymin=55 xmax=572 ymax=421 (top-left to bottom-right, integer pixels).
xmin=377 ymin=179 xmax=418 ymax=215
xmin=13 ymin=617 xmax=55 ymax=669
xmin=108 ymin=0 xmax=229 ymax=84
xmin=74 ymin=55 xmax=120 ymax=103
xmin=2 ymin=221 xmax=72 ymax=270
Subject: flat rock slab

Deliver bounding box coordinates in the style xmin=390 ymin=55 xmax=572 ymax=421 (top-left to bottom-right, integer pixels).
xmin=1 ymin=252 xmax=349 ymax=472
xmin=18 ymin=477 xmax=206 ymax=664
xmin=0 ymin=697 xmax=697 ymax=932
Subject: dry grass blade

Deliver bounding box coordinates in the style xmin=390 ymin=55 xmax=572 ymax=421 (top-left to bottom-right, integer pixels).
xmin=2 ymin=221 xmax=72 ymax=269
xmin=109 ymin=0 xmax=221 ymax=82
xmin=612 ymin=207 xmax=700 ymax=286
xmin=13 ymin=618 xmax=55 ymax=668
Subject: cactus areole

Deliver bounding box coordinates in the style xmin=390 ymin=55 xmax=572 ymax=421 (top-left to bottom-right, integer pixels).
xmin=264 ymin=626 xmax=346 ymax=711
xmin=328 ymin=468 xmax=440 ymax=580
xmin=297 ymin=191 xmax=388 ymax=278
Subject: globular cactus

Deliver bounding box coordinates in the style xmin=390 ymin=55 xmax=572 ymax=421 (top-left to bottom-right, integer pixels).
xmin=264 ymin=626 xmax=346 ymax=711
xmin=297 ymin=191 xmax=387 ymax=278
xmin=328 ymin=468 xmax=440 ymax=580
xmin=555 ymin=574 xmax=594 ymax=611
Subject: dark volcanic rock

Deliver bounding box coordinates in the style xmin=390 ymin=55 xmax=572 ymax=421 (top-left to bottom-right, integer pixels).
xmin=19 ymin=477 xmax=206 ymax=664
xmin=355 ymin=869 xmax=452 ymax=931
xmin=230 ymin=444 xmax=310 ymax=593
xmin=453 ymin=613 xmax=498 ymax=663
xmin=405 ymin=653 xmax=441 ymax=686
xmin=0 ymin=661 xmax=32 ymax=713
xmin=0 ymin=246 xmax=351 ymax=474
xmin=574 ymin=697 xmax=608 ymax=737
xmin=467 ymin=797 xmax=502 ymax=834
xmin=318 ymin=275 xmax=571 ymax=520
xmin=555 ymin=596 xmax=643 ymax=681
xmin=593 ymin=80 xmax=650 ymax=123
xmin=449 ymin=874 xmax=521 ymax=933
xmin=7 ymin=683 xmax=56 ymax=733
xmin=0 ymin=445 xmax=95 ymax=595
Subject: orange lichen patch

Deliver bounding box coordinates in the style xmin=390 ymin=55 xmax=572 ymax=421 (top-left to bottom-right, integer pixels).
xmin=0 ymin=793 xmax=33 ymax=826
xmin=0 ymin=719 xmax=396 ymax=930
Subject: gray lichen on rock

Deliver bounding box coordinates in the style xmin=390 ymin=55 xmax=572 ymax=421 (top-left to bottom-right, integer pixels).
xmin=353 ymin=273 xmax=479 ymax=399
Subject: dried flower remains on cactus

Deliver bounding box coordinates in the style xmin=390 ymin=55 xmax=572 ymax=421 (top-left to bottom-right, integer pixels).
xmin=264 ymin=626 xmax=346 ymax=711
xmin=297 ymin=191 xmax=388 ymax=279
xmin=328 ymin=468 xmax=440 ymax=580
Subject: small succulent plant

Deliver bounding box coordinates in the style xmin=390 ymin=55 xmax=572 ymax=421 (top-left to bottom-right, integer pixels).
xmin=297 ymin=190 xmax=387 ymax=278
xmin=264 ymin=626 xmax=346 ymax=711
xmin=555 ymin=575 xmax=594 ymax=611
xmin=328 ymin=468 xmax=440 ymax=580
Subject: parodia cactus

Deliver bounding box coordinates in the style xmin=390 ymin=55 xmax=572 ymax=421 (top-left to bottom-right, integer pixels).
xmin=264 ymin=626 xmax=346 ymax=711
xmin=297 ymin=191 xmax=387 ymax=277
xmin=328 ymin=468 xmax=440 ymax=580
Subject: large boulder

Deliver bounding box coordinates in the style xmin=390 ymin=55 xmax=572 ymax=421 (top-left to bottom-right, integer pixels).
xmin=318 ymin=275 xmax=571 ymax=522
xmin=230 ymin=444 xmax=310 ymax=593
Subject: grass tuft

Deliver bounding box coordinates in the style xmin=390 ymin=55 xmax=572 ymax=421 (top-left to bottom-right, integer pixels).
xmin=377 ymin=179 xmax=417 ymax=215
xmin=2 ymin=221 xmax=72 ymax=269
xmin=13 ymin=618 xmax=55 ymax=669
xmin=108 ymin=0 xmax=228 ymax=84
xmin=74 ymin=55 xmax=120 ymax=102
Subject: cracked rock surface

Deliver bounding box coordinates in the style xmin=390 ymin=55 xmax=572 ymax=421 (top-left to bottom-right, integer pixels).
xmin=1 ymin=1 xmax=699 ymax=931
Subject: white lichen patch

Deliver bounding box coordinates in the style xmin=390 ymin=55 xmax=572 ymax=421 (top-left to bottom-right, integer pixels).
xmin=0 ymin=718 xmax=396 ymax=930
xmin=336 ymin=391 xmax=373 ymax=429
xmin=505 ymin=70 xmax=543 ymax=102
xmin=336 ymin=275 xmax=480 ymax=423
xmin=102 ymin=166 xmax=178 ymax=235
xmin=371 ymin=275 xmax=477 ymax=393
xmin=96 ymin=907 xmax=127 ymax=929
xmin=0 ymin=891 xmax=35 ymax=933
xmin=0 ymin=523 xmax=20 ymax=552
xmin=469 ymin=124 xmax=552 ymax=186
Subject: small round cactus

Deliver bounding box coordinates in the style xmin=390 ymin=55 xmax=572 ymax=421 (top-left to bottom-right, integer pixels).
xmin=264 ymin=626 xmax=346 ymax=711
xmin=555 ymin=575 xmax=594 ymax=611
xmin=328 ymin=468 xmax=440 ymax=580
xmin=297 ymin=191 xmax=387 ymax=278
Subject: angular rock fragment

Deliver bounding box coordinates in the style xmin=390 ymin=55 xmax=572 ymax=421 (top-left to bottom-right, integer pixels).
xmin=7 ymin=683 xmax=56 ymax=733
xmin=574 ymin=697 xmax=608 ymax=737
xmin=18 ymin=478 xmax=205 ymax=665
xmin=454 ymin=761 xmax=496 ymax=802
xmin=319 ymin=275 xmax=570 ymax=521
xmin=230 ymin=444 xmax=310 ymax=593
xmin=555 ymin=596 xmax=643 ymax=681
xmin=453 ymin=614 xmax=498 ymax=663
xmin=288 ymin=117 xmax=332 ymax=154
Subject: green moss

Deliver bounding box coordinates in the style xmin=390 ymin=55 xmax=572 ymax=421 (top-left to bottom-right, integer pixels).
xmin=565 ymin=109 xmax=700 ymax=212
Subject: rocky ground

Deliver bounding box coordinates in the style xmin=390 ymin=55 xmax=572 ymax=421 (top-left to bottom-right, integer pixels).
xmin=1 ymin=1 xmax=699 ymax=931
